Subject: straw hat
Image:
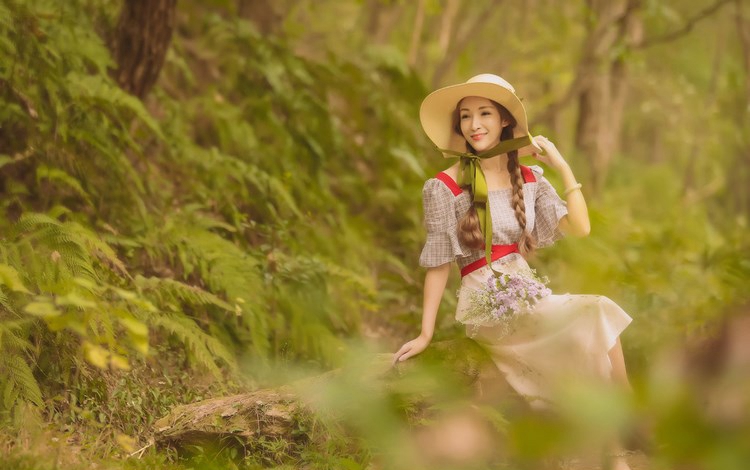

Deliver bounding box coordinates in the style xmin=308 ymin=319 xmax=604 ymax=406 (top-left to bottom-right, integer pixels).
xmin=419 ymin=74 xmax=541 ymax=157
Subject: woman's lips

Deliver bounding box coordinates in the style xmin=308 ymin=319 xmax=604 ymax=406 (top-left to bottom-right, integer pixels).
xmin=471 ymin=133 xmax=485 ymax=141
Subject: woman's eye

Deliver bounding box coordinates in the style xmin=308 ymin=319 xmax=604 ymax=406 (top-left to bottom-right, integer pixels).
xmin=482 ymin=111 xmax=492 ymax=116
xmin=460 ymin=115 xmax=469 ymax=120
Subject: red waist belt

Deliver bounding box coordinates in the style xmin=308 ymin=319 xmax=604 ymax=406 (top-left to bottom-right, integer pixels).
xmin=460 ymin=243 xmax=519 ymax=277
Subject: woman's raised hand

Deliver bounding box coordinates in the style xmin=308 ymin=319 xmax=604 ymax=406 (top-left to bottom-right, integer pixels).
xmin=531 ymin=135 xmax=569 ymax=171
xmin=392 ymin=334 xmax=431 ymax=365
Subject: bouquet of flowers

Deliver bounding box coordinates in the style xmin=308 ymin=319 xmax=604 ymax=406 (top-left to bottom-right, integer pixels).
xmin=463 ymin=269 xmax=551 ymax=337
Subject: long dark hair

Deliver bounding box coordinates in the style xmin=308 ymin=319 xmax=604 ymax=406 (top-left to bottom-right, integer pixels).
xmin=452 ymin=99 xmax=536 ymax=255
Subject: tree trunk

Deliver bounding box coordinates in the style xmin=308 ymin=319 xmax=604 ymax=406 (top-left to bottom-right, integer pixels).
xmin=573 ymin=0 xmax=640 ymax=193
xmin=109 ymin=0 xmax=177 ymax=100
xmin=237 ymin=0 xmax=282 ymax=35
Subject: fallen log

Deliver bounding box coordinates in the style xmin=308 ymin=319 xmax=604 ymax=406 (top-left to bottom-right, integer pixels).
xmin=152 ymin=338 xmax=512 ymax=451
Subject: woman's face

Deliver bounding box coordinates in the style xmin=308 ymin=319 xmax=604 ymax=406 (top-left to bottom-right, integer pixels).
xmin=458 ymin=96 xmax=509 ymax=153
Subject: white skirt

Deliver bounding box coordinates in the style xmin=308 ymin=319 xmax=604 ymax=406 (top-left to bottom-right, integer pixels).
xmin=456 ymin=255 xmax=632 ymax=409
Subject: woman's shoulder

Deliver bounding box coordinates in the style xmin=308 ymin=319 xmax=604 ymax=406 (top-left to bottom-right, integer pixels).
xmin=525 ymin=164 xmax=545 ymax=180
xmin=423 ymin=162 xmax=462 ymax=197
xmin=441 ymin=162 xmax=461 ymax=181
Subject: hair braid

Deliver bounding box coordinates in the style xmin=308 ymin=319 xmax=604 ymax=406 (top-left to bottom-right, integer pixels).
xmin=457 ymin=197 xmax=485 ymax=250
xmin=507 ymin=147 xmax=536 ymax=255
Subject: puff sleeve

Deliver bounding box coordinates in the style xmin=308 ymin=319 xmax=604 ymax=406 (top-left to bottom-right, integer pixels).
xmin=531 ymin=170 xmax=568 ymax=248
xmin=418 ymin=179 xmax=466 ymax=267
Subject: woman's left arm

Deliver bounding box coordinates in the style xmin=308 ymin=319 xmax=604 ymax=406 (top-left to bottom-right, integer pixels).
xmin=532 ymin=136 xmax=590 ymax=237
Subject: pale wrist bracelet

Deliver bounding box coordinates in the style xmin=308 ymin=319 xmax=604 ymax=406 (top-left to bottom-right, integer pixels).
xmin=563 ymin=183 xmax=582 ymax=197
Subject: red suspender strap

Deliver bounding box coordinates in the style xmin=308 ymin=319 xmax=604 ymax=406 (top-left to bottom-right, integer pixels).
xmin=520 ymin=165 xmax=536 ymax=183
xmin=435 ymin=172 xmax=463 ymax=196
xmin=460 ymin=243 xmax=519 ymax=277
xmin=438 ymin=167 xmax=535 ymax=193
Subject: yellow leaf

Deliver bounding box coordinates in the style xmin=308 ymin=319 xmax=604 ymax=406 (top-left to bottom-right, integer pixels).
xmin=24 ymin=301 xmax=61 ymax=318
xmin=110 ymin=353 xmax=131 ymax=371
xmin=115 ymin=432 xmax=137 ymax=453
xmin=132 ymin=337 xmax=149 ymax=355
xmin=73 ymin=277 xmax=96 ymax=290
xmin=112 ymin=287 xmax=137 ymax=300
xmin=119 ymin=316 xmax=148 ymax=337
xmin=83 ymin=342 xmax=109 ymax=369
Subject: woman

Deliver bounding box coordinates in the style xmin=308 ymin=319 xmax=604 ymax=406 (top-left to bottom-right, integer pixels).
xmin=392 ymin=74 xmax=633 ymax=469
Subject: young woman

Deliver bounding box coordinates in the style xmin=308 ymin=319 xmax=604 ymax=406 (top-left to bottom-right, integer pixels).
xmin=392 ymin=74 xmax=633 ymax=469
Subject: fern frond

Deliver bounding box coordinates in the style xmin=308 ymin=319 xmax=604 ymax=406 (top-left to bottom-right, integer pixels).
xmin=36 ymin=165 xmax=92 ymax=204
xmin=135 ymin=276 xmax=233 ymax=311
xmin=150 ymin=313 xmax=237 ymax=377
xmin=66 ymin=73 xmax=164 ymax=140
xmin=147 ymin=217 xmax=270 ymax=356
xmin=14 ymin=213 xmax=63 ymax=235
xmin=0 ymin=321 xmax=33 ymax=351
xmin=0 ymin=289 xmax=11 ymax=312
xmin=67 ymin=222 xmax=129 ymax=278
xmin=193 ymin=149 xmax=303 ymax=219
xmin=1 ymin=355 xmax=43 ymax=408
xmin=14 ymin=213 xmax=128 ymax=281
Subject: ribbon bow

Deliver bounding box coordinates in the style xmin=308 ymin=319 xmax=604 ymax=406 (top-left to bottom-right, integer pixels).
xmin=438 ymin=134 xmax=535 ymax=276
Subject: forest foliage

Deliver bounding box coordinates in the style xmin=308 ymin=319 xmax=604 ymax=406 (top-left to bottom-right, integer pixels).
xmin=1 ymin=0 xmax=749 ymax=469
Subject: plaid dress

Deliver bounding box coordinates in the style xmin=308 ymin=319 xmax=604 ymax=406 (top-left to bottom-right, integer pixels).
xmin=418 ymin=166 xmax=632 ymax=409
xmin=419 ymin=165 xmax=567 ymax=270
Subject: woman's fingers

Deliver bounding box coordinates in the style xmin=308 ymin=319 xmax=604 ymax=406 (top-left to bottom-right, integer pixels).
xmin=392 ymin=342 xmax=412 ymax=365
xmin=392 ymin=336 xmax=430 ymax=366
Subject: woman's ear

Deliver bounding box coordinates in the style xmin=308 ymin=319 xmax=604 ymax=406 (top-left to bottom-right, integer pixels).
xmin=501 ymin=119 xmax=511 ymax=127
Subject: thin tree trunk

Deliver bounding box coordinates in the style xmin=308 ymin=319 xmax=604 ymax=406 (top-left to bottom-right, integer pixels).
xmin=109 ymin=0 xmax=178 ymax=100
xmin=682 ymin=28 xmax=725 ymax=199
xmin=438 ymin=0 xmax=461 ymax=56
xmin=732 ymin=0 xmax=750 ymax=215
xmin=363 ymin=0 xmax=404 ymax=45
xmin=407 ymin=0 xmax=427 ymax=68
xmin=431 ymin=3 xmax=498 ymax=87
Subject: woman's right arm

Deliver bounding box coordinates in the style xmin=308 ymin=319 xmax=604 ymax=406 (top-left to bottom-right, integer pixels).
xmin=392 ymin=262 xmax=451 ymax=365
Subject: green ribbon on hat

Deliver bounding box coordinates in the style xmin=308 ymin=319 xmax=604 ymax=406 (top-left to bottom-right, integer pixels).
xmin=438 ymin=133 xmax=535 ymax=276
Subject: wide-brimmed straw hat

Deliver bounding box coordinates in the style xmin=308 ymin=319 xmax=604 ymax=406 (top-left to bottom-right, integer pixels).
xmin=419 ymin=73 xmax=541 ymax=157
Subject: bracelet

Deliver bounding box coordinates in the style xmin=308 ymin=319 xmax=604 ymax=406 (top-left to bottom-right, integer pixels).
xmin=563 ymin=183 xmax=582 ymax=197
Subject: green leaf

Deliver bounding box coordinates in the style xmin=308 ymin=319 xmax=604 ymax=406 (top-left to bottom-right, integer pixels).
xmin=23 ymin=301 xmax=61 ymax=318
xmin=56 ymin=292 xmax=97 ymax=309
xmin=0 ymin=264 xmax=31 ymax=293
xmin=0 ymin=154 xmax=14 ymax=169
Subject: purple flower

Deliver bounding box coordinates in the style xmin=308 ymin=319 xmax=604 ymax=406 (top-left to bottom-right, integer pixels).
xmin=464 ymin=269 xmax=551 ymax=330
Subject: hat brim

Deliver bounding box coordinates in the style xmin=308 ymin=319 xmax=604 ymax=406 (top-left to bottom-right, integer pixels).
xmin=420 ymin=82 xmax=541 ymax=158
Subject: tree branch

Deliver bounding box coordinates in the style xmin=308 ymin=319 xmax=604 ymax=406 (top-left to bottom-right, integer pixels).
xmin=533 ymin=1 xmax=637 ymax=125
xmin=636 ymin=0 xmax=733 ymax=49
